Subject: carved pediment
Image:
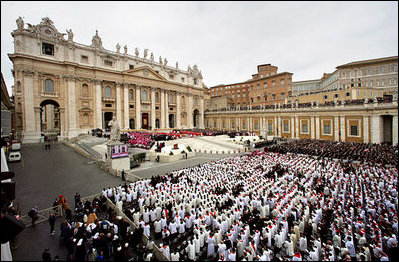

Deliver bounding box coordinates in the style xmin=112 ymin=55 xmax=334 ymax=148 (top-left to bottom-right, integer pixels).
xmin=123 ymin=66 xmax=166 ymax=81
xmin=17 ymin=17 xmax=67 ymax=43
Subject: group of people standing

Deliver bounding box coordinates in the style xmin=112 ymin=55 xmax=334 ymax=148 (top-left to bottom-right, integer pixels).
xmin=105 ymin=147 xmax=397 ymax=261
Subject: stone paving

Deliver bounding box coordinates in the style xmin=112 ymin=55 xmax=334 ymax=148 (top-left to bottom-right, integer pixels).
xmin=6 ymin=140 xmax=250 ymax=261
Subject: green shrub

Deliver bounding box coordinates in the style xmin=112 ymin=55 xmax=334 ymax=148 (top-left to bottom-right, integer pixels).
xmin=181 ymin=150 xmax=185 ymax=154
xmin=169 ymin=151 xmax=174 ymax=156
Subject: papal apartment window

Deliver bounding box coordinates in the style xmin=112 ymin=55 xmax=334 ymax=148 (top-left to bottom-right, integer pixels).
xmin=105 ymin=86 xmax=112 ymax=98
xmin=81 ymin=55 xmax=89 ymax=63
xmin=44 ymin=79 xmax=54 ymax=93
xmin=42 ymin=42 xmax=54 ymax=56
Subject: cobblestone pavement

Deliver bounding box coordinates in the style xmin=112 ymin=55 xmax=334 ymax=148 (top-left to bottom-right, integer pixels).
xmin=7 ymin=142 xmax=247 ymax=260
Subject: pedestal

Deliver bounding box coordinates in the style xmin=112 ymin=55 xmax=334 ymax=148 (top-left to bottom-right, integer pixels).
xmin=107 ymin=141 xmax=130 ymax=171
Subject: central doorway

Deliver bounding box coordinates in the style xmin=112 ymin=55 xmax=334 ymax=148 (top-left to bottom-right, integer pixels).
xmin=142 ymin=113 xmax=149 ymax=130
xmin=40 ymin=99 xmax=61 ymax=139
xmin=103 ymin=112 xmax=113 ymax=129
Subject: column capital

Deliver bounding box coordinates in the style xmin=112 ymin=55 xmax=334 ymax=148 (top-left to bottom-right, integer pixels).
xmin=93 ymin=79 xmax=102 ymax=85
xmin=21 ymin=69 xmax=35 ymax=76
xmin=63 ymin=75 xmax=77 ymax=81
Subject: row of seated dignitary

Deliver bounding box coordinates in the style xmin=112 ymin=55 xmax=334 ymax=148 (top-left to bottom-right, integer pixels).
xmin=103 ymin=151 xmax=398 ymax=261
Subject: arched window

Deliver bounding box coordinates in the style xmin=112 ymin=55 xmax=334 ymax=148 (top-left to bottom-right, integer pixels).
xmin=129 ymin=90 xmax=134 ymax=101
xmin=105 ymin=86 xmax=111 ymax=98
xmin=155 ymin=92 xmax=159 ymax=103
xmin=82 ymin=84 xmax=88 ymax=96
xmin=45 ymin=79 xmax=54 ymax=93
xmin=142 ymin=90 xmax=147 ymax=101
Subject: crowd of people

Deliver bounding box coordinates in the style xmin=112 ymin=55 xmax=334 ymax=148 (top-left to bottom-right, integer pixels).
xmin=265 ymin=139 xmax=398 ymax=167
xmin=104 ymin=149 xmax=398 ymax=261
xmin=41 ymin=192 xmax=155 ymax=261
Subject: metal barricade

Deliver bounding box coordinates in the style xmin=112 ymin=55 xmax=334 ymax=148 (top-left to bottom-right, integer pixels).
xmin=105 ymin=197 xmax=170 ymax=261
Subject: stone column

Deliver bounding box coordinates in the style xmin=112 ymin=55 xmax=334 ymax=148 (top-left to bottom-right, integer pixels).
xmin=21 ymin=69 xmax=40 ymax=143
xmin=363 ymin=115 xmax=369 ymax=143
xmin=123 ymin=84 xmax=129 ymax=129
xmin=160 ymin=89 xmax=165 ymax=129
xmin=295 ymin=116 xmax=299 ymax=139
xmin=116 ymin=83 xmax=122 ymax=128
xmin=334 ymin=116 xmax=340 ymax=141
xmin=135 ymin=85 xmax=141 ymax=129
xmin=291 ymin=117 xmax=295 ymax=138
xmin=315 ymin=116 xmax=320 ymax=139
xmin=34 ymin=107 xmax=41 ymax=135
xmin=393 ymin=114 xmax=398 ymax=145
xmin=66 ymin=75 xmax=78 ymax=137
xmin=176 ymin=92 xmax=181 ymax=129
xmin=60 ymin=108 xmax=67 ymax=138
xmin=151 ymin=87 xmax=156 ymax=130
xmin=370 ymin=115 xmax=382 ymax=144
xmin=200 ymin=96 xmax=204 ymax=129
xmin=188 ymin=95 xmax=193 ymax=128
xmin=95 ymin=79 xmax=102 ymax=129
xmin=165 ymin=91 xmax=169 ymax=128
xmin=340 ymin=116 xmax=346 ymax=142
xmin=277 ymin=116 xmax=281 ymax=137
xmin=311 ymin=117 xmax=315 ymax=139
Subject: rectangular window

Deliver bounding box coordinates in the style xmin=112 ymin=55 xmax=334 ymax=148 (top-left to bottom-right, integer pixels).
xmin=350 ymin=125 xmax=358 ymax=136
xmin=378 ymin=67 xmax=383 ymax=74
xmin=181 ymin=77 xmax=185 ymax=83
xmin=281 ymin=79 xmax=285 ymax=85
xmin=255 ymin=123 xmax=259 ymax=130
xmin=42 ymin=42 xmax=54 ymax=56
xmin=81 ymin=55 xmax=88 ymax=63
xmin=301 ymin=123 xmax=308 ymax=134
xmin=322 ymin=121 xmax=332 ymax=135
xmin=283 ymin=120 xmax=289 ymax=133
xmin=242 ymin=122 xmax=246 ymax=129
